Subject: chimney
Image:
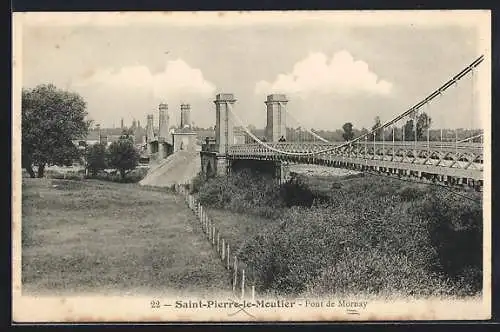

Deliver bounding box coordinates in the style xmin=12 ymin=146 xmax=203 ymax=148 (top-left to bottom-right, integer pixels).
xmin=180 ymin=103 xmax=191 ymax=128
xmin=146 ymin=114 xmax=154 ymax=142
xmin=121 ymin=118 xmax=124 ymax=129
xmin=158 ymin=103 xmax=170 ymax=140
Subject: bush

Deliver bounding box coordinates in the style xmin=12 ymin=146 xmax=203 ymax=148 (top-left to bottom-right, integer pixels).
xmin=48 ymin=171 xmax=84 ymax=181
xmin=410 ymin=190 xmax=482 ymax=295
xmin=194 ymin=170 xmax=482 ymax=298
xmin=190 ymin=172 xmax=206 ymax=194
xmin=86 ymin=143 xmax=107 ymax=176
xmin=196 ymin=169 xmax=285 ymax=218
xmin=85 ymin=167 xmax=148 ymax=183
xmin=236 ymin=176 xmax=483 ymax=298
xmin=308 ymin=248 xmax=452 ymax=298
xmin=195 ymin=169 xmax=333 ymax=219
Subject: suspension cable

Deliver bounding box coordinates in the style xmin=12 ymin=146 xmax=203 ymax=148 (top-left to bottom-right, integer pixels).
xmin=279 ymin=102 xmax=329 ymax=143
xmin=457 ymin=133 xmax=484 ymax=143
xmin=229 ymin=54 xmax=484 ymax=157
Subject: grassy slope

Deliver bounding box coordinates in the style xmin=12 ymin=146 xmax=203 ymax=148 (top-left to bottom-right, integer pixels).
xmin=204 ymin=208 xmax=273 ymax=256
xmin=21 ymin=178 xmax=230 ymax=297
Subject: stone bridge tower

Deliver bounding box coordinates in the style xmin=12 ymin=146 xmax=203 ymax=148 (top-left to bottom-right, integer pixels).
xmin=265 ymin=94 xmax=288 ymax=142
xmin=180 ymin=103 xmax=191 ymax=128
xmin=214 ymin=93 xmax=237 ymax=154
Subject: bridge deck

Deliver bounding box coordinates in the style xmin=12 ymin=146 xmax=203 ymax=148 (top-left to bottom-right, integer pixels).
xmin=226 ymin=142 xmax=484 ymax=181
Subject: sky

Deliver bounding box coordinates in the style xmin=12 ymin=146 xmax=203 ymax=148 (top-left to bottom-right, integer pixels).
xmin=17 ymin=11 xmax=490 ymax=131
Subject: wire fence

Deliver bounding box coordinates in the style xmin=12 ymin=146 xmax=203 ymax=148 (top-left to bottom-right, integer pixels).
xmin=173 ymin=183 xmax=258 ymax=301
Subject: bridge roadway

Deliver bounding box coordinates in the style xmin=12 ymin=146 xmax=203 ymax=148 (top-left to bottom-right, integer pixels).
xmin=227 ymin=141 xmax=484 ymax=182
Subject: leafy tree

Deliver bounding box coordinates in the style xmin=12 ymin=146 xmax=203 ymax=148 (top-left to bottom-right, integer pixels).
xmin=371 ymin=116 xmax=383 ymax=141
xmin=387 ymin=126 xmax=401 ymax=141
xmin=120 ymin=128 xmax=134 ymax=140
xmin=341 ymin=122 xmax=354 ymax=141
xmin=22 ymin=84 xmax=90 ymax=178
xmin=403 ymin=119 xmax=415 ymax=141
xmin=403 ymin=112 xmax=432 ymax=141
xmin=416 ymin=112 xmax=432 ymax=141
xmin=107 ymin=138 xmax=140 ymax=180
xmin=85 ymin=143 xmax=108 ymax=176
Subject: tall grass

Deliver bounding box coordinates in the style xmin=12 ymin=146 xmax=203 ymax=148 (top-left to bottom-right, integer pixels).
xmin=196 ymin=168 xmax=483 ymax=298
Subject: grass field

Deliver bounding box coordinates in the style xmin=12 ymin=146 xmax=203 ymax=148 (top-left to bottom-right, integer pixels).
xmin=203 ymin=208 xmax=273 ymax=257
xmin=21 ymin=178 xmax=231 ymax=297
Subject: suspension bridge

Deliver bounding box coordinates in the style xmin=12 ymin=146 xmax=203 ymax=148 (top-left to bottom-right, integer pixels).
xmin=196 ymin=55 xmax=485 ymax=189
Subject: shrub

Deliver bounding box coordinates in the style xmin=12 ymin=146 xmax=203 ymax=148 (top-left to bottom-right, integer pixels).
xmin=280 ymin=174 xmax=315 ymax=207
xmin=410 ymin=190 xmax=482 ymax=295
xmin=190 ymin=172 xmax=206 ymax=194
xmin=85 ymin=143 xmax=107 ymax=176
xmin=236 ymin=176 xmax=483 ymax=298
xmin=307 ymin=248 xmax=452 ymax=298
xmin=85 ymin=167 xmax=148 ymax=183
xmin=196 ymin=169 xmax=285 ymax=218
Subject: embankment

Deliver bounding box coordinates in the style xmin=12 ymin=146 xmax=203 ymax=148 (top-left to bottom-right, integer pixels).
xmin=139 ymin=151 xmax=201 ymax=187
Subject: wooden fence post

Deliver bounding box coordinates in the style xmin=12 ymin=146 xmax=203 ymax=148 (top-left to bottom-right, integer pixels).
xmin=233 ymin=256 xmax=238 ymax=292
xmin=241 ymin=269 xmax=245 ymax=299
xmin=207 ymin=219 xmax=210 ymax=240
xmin=221 ymin=239 xmax=225 ymax=260
xmin=217 ymin=232 xmax=220 ymax=254
xmin=212 ymin=226 xmax=216 ymax=245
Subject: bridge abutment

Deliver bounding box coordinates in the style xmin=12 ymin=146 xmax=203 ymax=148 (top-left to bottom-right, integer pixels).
xmin=200 ymin=152 xmax=288 ymax=184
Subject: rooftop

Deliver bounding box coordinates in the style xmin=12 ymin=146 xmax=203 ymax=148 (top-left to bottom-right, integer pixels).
xmin=174 ymin=127 xmax=197 ymax=134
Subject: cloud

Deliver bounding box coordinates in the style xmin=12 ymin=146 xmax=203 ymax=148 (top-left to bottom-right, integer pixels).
xmin=75 ymin=58 xmax=216 ymax=99
xmin=255 ymin=50 xmax=393 ymax=97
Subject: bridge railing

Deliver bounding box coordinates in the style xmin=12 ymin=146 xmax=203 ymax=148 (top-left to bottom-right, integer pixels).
xmin=228 ymin=141 xmax=484 ymax=155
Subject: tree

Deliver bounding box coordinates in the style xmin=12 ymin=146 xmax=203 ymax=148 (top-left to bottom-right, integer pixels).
xmin=416 ymin=112 xmax=432 ymax=141
xmin=403 ymin=119 xmax=414 ymax=141
xmin=86 ymin=143 xmax=108 ymax=177
xmin=107 ymin=138 xmax=140 ymax=180
xmin=342 ymin=122 xmax=354 ymax=141
xmin=22 ymin=84 xmax=90 ymax=178
xmin=120 ymin=128 xmax=134 ymax=140
xmin=402 ymin=112 xmax=432 ymax=141
xmin=371 ymin=116 xmax=383 ymax=141
xmin=387 ymin=126 xmax=401 ymax=141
